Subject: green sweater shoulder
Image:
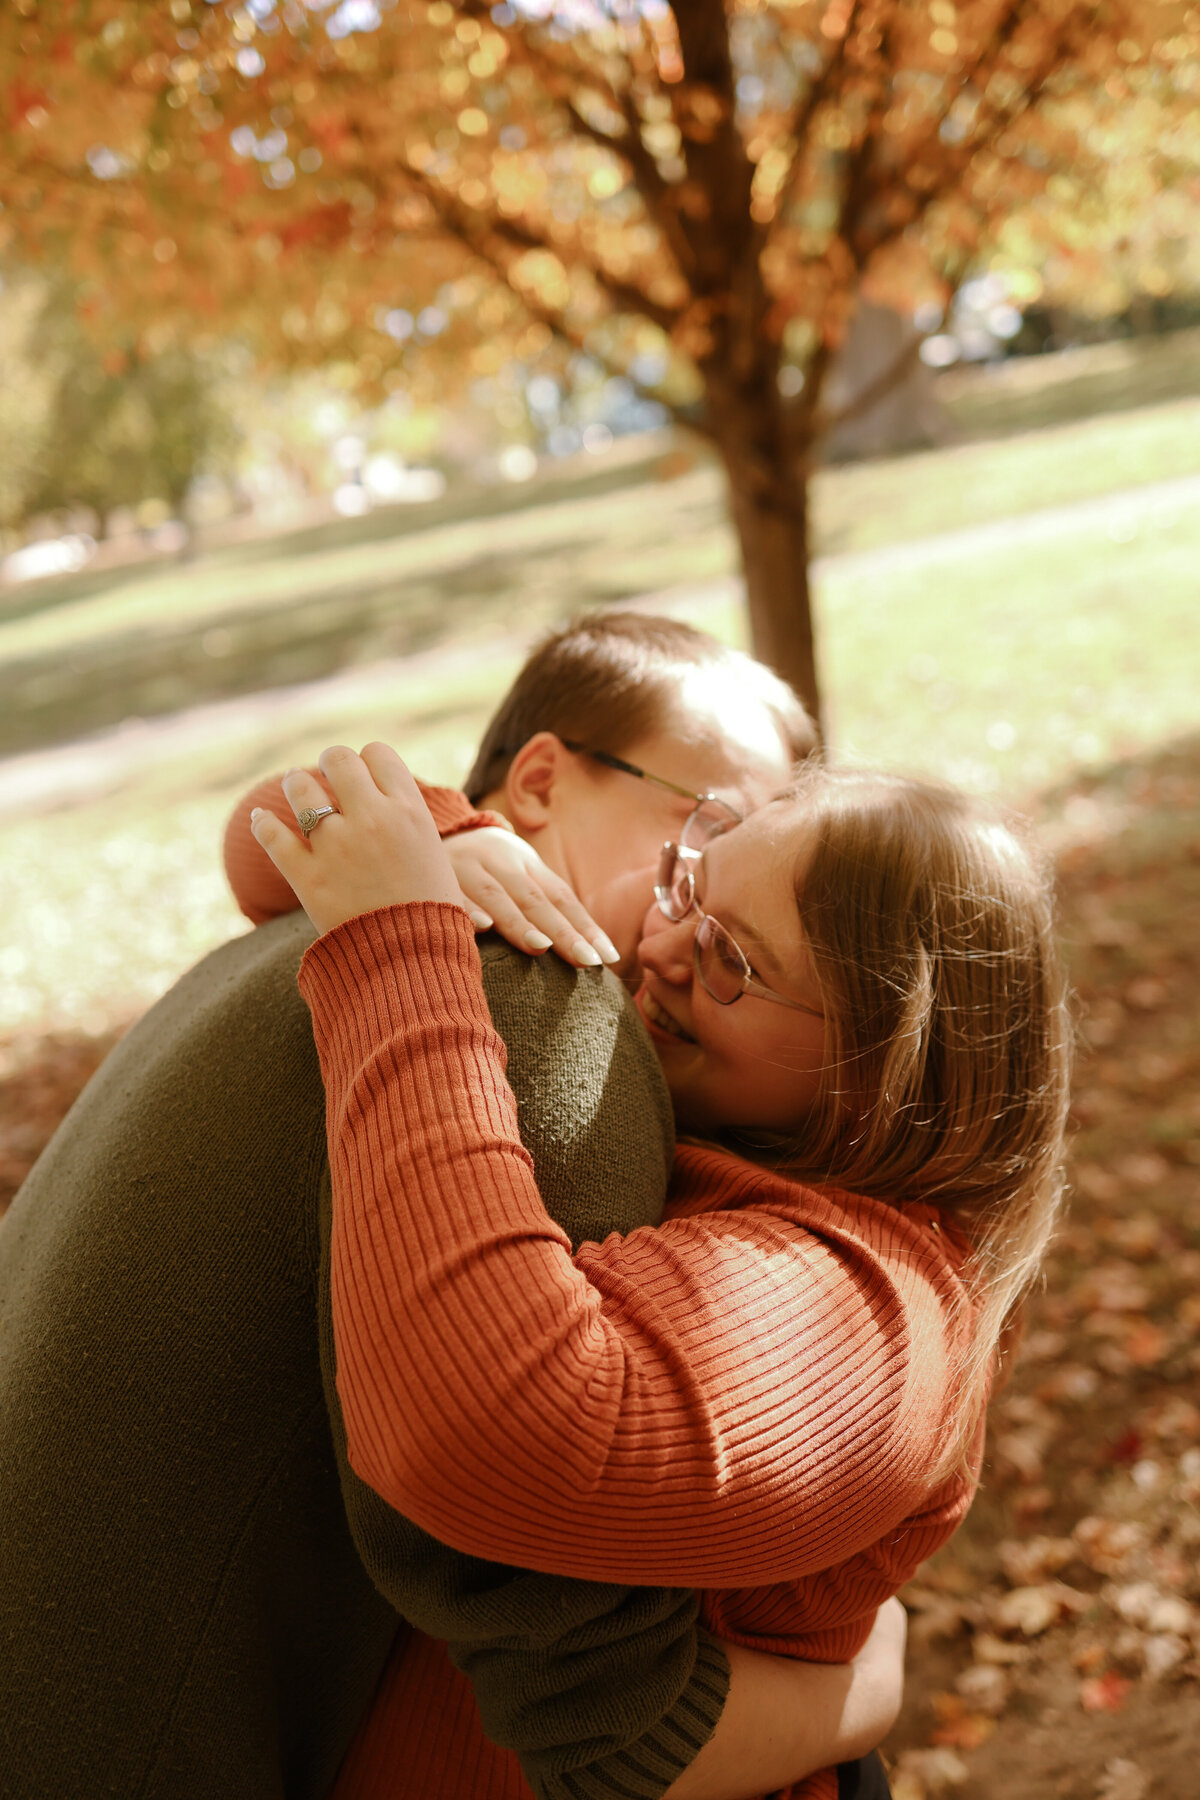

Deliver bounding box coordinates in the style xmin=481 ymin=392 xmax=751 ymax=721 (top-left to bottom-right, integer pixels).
xmin=0 ymin=912 xmax=726 ymax=1800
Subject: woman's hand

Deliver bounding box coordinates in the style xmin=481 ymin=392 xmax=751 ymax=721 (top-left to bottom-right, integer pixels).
xmin=445 ymin=827 xmax=619 ymax=968
xmin=663 ymin=1600 xmax=907 ymax=1800
xmin=249 ymin=743 xmax=468 ymax=937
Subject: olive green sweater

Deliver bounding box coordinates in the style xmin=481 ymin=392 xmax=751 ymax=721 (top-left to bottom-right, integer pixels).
xmin=0 ymin=912 xmax=727 ymax=1800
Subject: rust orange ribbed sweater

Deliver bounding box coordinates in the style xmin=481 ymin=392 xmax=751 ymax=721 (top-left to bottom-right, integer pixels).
xmin=292 ymin=899 xmax=984 ymax=1800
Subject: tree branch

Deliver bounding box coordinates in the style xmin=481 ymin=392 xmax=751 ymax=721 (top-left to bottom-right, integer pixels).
xmin=457 ymin=0 xmax=628 ymax=117
xmin=397 ymin=155 xmax=696 ymax=427
xmin=398 ymin=153 xmax=681 ymax=332
xmin=796 ymin=4 xmax=1081 ymax=452
xmin=669 ymin=0 xmax=762 ymax=321
xmin=852 ymin=0 xmax=1064 ymax=267
xmin=456 ymin=0 xmax=697 ymax=290
xmin=478 ymin=205 xmax=683 ymax=332
xmin=783 ymin=11 xmax=896 ymax=447
xmin=614 ymin=90 xmax=701 ymax=280
xmin=775 ymin=0 xmax=864 ymax=217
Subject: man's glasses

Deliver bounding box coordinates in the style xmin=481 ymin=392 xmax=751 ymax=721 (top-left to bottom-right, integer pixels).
xmin=654 ymin=843 xmax=823 ymax=1016
xmin=559 ymin=740 xmax=742 ymax=848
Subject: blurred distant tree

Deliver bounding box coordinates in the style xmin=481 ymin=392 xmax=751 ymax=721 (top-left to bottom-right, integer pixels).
xmin=1 ymin=1 xmax=1194 ymax=719
xmin=28 ymin=340 xmax=238 ymax=533
xmin=0 ymin=271 xmax=236 ymax=539
xmin=0 ymin=272 xmax=57 ymax=536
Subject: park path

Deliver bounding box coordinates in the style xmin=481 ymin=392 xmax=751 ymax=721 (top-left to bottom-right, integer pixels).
xmin=6 ymin=465 xmax=1198 ymax=819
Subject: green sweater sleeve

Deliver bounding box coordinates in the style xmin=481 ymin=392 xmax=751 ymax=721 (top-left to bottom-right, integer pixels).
xmin=319 ymin=938 xmax=729 ymax=1797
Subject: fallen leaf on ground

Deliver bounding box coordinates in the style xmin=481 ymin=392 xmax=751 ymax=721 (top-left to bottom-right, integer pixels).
xmin=929 ymin=1711 xmax=995 ymax=1752
xmin=892 ymin=1747 xmax=969 ymax=1796
xmin=1079 ymin=1671 xmax=1132 ymax=1713
xmin=1095 ymin=1756 xmax=1148 ymax=1800
xmin=1121 ymin=1321 xmax=1169 ymax=1366
xmin=1109 ymin=1582 xmax=1194 ymax=1633
xmin=990 ymin=1583 xmax=1090 ymax=1637
xmin=970 ymin=1630 xmax=1032 ymax=1666
xmin=953 ymin=1663 xmax=1010 ymax=1713
xmin=997 ymin=1536 xmax=1078 ymax=1586
xmin=1142 ymin=1633 xmax=1189 ymax=1679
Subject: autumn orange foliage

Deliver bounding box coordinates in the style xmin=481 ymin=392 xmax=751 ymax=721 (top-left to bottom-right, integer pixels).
xmin=1 ymin=0 xmax=1193 ymax=716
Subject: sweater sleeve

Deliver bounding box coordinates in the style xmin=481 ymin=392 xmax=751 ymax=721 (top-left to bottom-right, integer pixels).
xmin=302 ymin=902 xmax=972 ymax=1591
xmin=222 ymin=770 xmax=510 ymax=925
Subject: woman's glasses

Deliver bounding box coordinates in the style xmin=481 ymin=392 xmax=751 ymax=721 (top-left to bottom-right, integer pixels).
xmin=559 ymin=741 xmax=742 ymax=848
xmin=654 ymin=843 xmax=823 ymax=1016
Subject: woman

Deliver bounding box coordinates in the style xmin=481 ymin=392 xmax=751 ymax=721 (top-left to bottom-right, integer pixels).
xmin=252 ymin=744 xmax=1071 ymax=1800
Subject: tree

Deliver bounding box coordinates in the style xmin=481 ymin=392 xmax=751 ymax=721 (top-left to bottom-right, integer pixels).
xmin=0 ymin=269 xmax=237 ymax=539
xmin=1 ymin=0 xmax=1194 ymax=722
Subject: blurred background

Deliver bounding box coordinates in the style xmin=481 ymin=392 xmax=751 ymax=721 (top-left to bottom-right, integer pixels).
xmin=1 ymin=6 xmax=1198 ymax=1792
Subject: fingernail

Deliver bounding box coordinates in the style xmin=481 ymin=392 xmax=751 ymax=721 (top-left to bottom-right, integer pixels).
xmin=250 ymin=808 xmax=262 ymax=822
xmin=572 ymin=940 xmax=603 ymax=967
xmin=470 ymin=910 xmax=493 ymax=931
xmin=524 ymin=928 xmax=553 ymax=951
xmin=594 ymin=935 xmax=620 ymax=964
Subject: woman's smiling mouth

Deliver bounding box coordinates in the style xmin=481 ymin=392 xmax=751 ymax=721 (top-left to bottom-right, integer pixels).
xmin=639 ymin=990 xmax=698 ymax=1044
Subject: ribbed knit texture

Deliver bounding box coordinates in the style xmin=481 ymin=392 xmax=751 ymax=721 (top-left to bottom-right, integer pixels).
xmin=318 ymin=936 xmax=738 ymax=1800
xmin=301 ymin=902 xmax=985 ymax=1800
xmin=221 ymin=774 xmax=737 ymax=1798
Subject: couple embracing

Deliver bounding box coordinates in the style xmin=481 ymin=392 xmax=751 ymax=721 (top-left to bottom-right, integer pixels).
xmin=1 ymin=613 xmax=1069 ymax=1800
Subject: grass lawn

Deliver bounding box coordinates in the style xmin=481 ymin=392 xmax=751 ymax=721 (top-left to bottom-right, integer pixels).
xmin=2 ymin=386 xmax=1198 ymax=1040
xmin=3 ymin=391 xmax=1199 ymax=758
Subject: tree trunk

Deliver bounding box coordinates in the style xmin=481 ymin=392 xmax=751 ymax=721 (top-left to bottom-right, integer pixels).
xmin=704 ymin=369 xmax=822 ymax=735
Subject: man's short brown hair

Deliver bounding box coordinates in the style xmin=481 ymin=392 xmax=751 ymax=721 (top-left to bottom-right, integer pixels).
xmin=464 ymin=611 xmax=816 ymax=802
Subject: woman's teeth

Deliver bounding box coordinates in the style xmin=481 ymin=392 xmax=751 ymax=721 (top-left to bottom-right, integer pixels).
xmin=643 ymin=992 xmax=696 ymax=1043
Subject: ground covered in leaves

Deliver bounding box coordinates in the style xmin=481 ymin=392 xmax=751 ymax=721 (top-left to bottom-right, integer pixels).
xmin=1 ymin=734 xmax=1197 ymax=1800
xmin=884 ymin=733 xmax=1200 ymax=1800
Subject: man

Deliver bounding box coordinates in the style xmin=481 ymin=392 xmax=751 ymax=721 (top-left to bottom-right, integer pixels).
xmin=0 ymin=615 xmax=895 ymax=1800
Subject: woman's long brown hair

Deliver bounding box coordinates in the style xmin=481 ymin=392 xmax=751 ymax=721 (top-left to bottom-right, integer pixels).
xmin=746 ymin=768 xmax=1072 ymax=1473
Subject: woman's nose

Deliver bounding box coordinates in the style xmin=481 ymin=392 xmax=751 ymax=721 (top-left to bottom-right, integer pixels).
xmin=637 ymin=906 xmax=696 ymax=987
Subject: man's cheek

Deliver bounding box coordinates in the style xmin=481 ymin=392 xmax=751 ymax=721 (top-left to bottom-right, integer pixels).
xmin=588 ymin=865 xmax=658 ymax=980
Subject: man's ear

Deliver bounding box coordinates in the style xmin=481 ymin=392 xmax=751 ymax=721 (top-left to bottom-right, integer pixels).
xmin=501 ymin=732 xmax=570 ymax=836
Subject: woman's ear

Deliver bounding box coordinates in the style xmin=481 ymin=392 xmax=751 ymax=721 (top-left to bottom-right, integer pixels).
xmin=501 ymin=732 xmax=570 ymax=836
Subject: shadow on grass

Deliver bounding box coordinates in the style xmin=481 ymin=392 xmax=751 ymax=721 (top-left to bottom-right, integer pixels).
xmin=0 ymin=549 xmax=185 ymax=628
xmin=0 ymin=522 xmax=648 ymax=760
xmin=218 ymin=446 xmax=683 ymax=571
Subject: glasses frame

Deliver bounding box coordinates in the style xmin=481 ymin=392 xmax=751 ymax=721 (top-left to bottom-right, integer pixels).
xmin=558 ymin=739 xmax=742 ymax=849
xmin=654 ymin=843 xmax=823 ymax=1017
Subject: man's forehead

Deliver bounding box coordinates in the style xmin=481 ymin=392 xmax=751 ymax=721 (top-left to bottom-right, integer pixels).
xmin=661 ymin=663 xmax=793 ymax=787
xmin=676 ymin=666 xmax=798 ymax=770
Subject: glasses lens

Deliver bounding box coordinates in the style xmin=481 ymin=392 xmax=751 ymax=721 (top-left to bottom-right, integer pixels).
xmin=694 ymin=915 xmax=749 ymax=1005
xmin=680 ymin=796 xmax=742 ymax=850
xmin=654 ymin=844 xmax=694 ymax=922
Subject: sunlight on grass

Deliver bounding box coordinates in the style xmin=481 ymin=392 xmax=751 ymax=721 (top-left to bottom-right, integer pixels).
xmin=0 ymin=702 xmax=492 ymax=1039
xmin=823 ymin=499 xmax=1200 ymax=792
xmin=3 ymin=393 xmax=1199 ymax=1040
xmin=814 ymin=395 xmax=1200 ymax=555
xmin=3 ymin=394 xmax=1197 ymax=685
